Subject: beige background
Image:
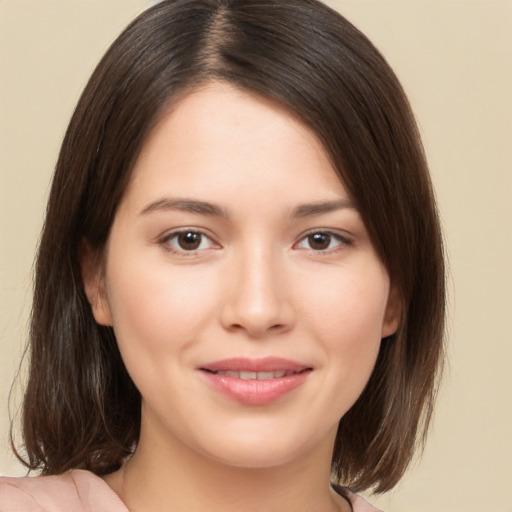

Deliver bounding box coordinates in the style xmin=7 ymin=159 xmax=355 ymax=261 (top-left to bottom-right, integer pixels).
xmin=1 ymin=1 xmax=511 ymax=511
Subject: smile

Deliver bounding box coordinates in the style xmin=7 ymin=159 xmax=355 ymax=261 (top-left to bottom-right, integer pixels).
xmin=199 ymin=358 xmax=312 ymax=405
xmin=209 ymin=370 xmax=300 ymax=380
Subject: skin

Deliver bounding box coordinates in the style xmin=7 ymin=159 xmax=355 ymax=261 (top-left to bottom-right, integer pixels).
xmin=83 ymin=82 xmax=400 ymax=512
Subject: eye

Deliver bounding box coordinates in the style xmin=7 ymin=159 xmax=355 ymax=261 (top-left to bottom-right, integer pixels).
xmin=162 ymin=229 xmax=218 ymax=253
xmin=295 ymin=231 xmax=350 ymax=252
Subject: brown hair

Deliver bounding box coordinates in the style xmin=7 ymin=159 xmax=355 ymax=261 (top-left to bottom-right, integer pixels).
xmin=15 ymin=0 xmax=445 ymax=493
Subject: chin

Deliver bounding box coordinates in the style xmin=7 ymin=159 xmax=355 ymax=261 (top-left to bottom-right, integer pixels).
xmin=192 ymin=422 xmax=334 ymax=471
xmin=206 ymin=444 xmax=304 ymax=470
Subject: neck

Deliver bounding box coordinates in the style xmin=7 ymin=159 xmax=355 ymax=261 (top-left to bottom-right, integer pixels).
xmin=105 ymin=415 xmax=348 ymax=512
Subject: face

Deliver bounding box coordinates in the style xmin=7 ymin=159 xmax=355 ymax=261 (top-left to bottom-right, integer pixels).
xmin=84 ymin=83 xmax=399 ymax=469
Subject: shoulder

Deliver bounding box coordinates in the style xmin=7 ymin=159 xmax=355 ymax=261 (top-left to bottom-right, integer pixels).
xmin=333 ymin=485 xmax=385 ymax=512
xmin=346 ymin=491 xmax=385 ymax=512
xmin=0 ymin=470 xmax=128 ymax=512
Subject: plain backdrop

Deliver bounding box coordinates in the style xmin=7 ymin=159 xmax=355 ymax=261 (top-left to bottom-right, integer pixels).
xmin=0 ymin=1 xmax=511 ymax=511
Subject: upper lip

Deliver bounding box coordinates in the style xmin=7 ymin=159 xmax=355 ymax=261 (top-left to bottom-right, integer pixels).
xmin=200 ymin=357 xmax=311 ymax=373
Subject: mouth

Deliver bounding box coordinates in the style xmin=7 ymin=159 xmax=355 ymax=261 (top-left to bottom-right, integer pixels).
xmin=203 ymin=369 xmax=306 ymax=380
xmin=199 ymin=357 xmax=312 ymax=405
xmin=200 ymin=356 xmax=311 ymax=374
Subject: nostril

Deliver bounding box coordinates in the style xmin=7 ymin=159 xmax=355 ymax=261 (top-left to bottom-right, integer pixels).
xmin=269 ymin=323 xmax=286 ymax=331
xmin=226 ymin=321 xmax=287 ymax=337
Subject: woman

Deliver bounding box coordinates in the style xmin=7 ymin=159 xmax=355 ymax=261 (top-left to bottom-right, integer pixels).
xmin=0 ymin=1 xmax=445 ymax=511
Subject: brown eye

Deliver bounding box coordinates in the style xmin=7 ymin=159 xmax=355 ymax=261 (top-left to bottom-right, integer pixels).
xmin=163 ymin=230 xmax=217 ymax=253
xmin=307 ymin=233 xmax=332 ymax=251
xmin=295 ymin=230 xmax=350 ymax=253
xmin=177 ymin=231 xmax=202 ymax=250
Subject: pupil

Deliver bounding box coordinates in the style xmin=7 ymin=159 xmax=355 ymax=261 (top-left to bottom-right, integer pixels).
xmin=178 ymin=232 xmax=201 ymax=250
xmin=309 ymin=233 xmax=331 ymax=250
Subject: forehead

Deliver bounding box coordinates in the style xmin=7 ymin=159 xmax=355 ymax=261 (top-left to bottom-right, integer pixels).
xmin=121 ymin=82 xmax=349 ymax=214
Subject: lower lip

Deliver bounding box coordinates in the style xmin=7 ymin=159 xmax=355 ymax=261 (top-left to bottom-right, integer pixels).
xmin=201 ymin=371 xmax=311 ymax=405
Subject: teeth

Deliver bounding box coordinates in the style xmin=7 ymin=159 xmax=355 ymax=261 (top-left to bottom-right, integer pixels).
xmin=215 ymin=370 xmax=293 ymax=380
xmin=257 ymin=372 xmax=275 ymax=380
xmin=240 ymin=371 xmax=257 ymax=380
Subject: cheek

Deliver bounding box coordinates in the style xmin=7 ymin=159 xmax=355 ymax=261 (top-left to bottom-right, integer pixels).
xmin=300 ymin=265 xmax=389 ymax=393
xmin=104 ymin=253 xmax=219 ymax=364
xmin=303 ymin=265 xmax=390 ymax=343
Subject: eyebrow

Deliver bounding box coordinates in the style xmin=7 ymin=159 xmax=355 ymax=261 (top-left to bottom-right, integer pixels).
xmin=140 ymin=198 xmax=228 ymax=217
xmin=140 ymin=197 xmax=356 ymax=219
xmin=291 ymin=199 xmax=357 ymax=218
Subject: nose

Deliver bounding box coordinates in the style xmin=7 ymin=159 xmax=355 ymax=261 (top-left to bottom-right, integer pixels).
xmin=219 ymin=244 xmax=295 ymax=338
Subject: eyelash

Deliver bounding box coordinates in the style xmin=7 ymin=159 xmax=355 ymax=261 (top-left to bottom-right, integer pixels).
xmin=159 ymin=229 xmax=219 ymax=255
xmin=158 ymin=229 xmax=352 ymax=255
xmin=293 ymin=230 xmax=353 ymax=254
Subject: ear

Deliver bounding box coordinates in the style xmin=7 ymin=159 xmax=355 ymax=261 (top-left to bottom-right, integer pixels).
xmin=80 ymin=240 xmax=113 ymax=326
xmin=381 ymin=284 xmax=402 ymax=338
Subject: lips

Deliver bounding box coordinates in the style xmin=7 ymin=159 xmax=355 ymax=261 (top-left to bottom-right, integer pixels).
xmin=199 ymin=357 xmax=312 ymax=405
xmin=213 ymin=370 xmax=296 ymax=380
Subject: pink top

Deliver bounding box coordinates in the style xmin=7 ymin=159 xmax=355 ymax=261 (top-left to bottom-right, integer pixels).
xmin=0 ymin=470 xmax=383 ymax=511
